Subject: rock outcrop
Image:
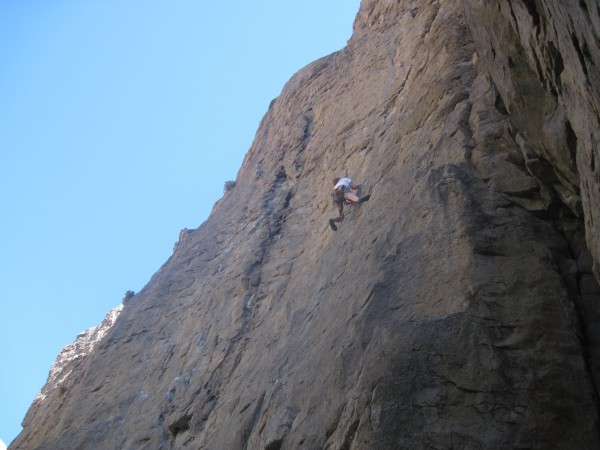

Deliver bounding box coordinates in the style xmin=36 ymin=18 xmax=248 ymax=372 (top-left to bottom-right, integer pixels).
xmin=12 ymin=1 xmax=600 ymax=449
xmin=14 ymin=306 xmax=123 ymax=448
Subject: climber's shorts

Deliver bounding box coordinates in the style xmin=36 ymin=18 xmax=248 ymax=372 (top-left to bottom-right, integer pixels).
xmin=332 ymin=186 xmax=349 ymax=206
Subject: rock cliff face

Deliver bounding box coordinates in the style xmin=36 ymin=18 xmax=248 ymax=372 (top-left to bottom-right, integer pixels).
xmin=16 ymin=306 xmax=123 ymax=443
xmin=12 ymin=1 xmax=600 ymax=449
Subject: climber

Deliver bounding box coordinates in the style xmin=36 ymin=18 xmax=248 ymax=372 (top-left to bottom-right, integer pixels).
xmin=329 ymin=177 xmax=370 ymax=231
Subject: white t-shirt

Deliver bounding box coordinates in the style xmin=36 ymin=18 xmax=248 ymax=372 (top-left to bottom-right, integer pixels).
xmin=334 ymin=178 xmax=352 ymax=190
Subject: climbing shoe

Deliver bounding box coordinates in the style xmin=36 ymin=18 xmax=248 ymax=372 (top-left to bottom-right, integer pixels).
xmin=329 ymin=219 xmax=338 ymax=231
xmin=359 ymin=195 xmax=371 ymax=203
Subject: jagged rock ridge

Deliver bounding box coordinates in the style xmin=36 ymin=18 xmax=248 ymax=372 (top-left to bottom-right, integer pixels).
xmin=14 ymin=305 xmax=123 ymax=448
xmin=35 ymin=305 xmax=123 ymax=405
xmin=12 ymin=0 xmax=600 ymax=449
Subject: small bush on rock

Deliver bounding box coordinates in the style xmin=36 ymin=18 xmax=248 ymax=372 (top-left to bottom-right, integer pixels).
xmin=122 ymin=290 xmax=135 ymax=304
xmin=224 ymin=180 xmax=236 ymax=193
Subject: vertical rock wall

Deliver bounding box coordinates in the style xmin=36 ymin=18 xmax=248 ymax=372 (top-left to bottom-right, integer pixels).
xmin=463 ymin=0 xmax=600 ymax=423
xmin=12 ymin=1 xmax=600 ymax=449
xmin=462 ymin=0 xmax=600 ymax=275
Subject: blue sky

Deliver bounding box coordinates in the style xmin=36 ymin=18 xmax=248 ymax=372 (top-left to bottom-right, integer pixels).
xmin=0 ymin=0 xmax=360 ymax=444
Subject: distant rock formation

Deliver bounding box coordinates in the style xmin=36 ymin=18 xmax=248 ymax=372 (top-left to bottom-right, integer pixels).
xmin=36 ymin=305 xmax=123 ymax=405
xmin=12 ymin=1 xmax=600 ymax=449
xmin=14 ymin=306 xmax=123 ymax=448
